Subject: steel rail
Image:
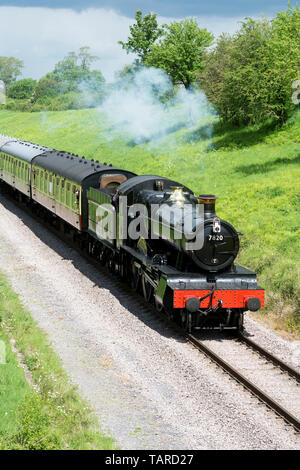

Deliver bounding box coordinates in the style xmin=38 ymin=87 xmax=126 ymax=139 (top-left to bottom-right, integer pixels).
xmin=238 ymin=333 xmax=300 ymax=382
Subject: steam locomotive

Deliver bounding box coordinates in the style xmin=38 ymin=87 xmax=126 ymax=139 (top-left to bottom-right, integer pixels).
xmin=0 ymin=135 xmax=264 ymax=331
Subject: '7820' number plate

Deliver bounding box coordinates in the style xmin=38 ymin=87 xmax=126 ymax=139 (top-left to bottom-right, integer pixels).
xmin=208 ymin=234 xmax=224 ymax=241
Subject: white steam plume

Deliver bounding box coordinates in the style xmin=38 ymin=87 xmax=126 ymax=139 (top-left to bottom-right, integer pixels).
xmin=98 ymin=67 xmax=215 ymax=146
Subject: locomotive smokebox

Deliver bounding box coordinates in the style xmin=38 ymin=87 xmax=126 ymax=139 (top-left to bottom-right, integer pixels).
xmin=198 ymin=195 xmax=218 ymax=218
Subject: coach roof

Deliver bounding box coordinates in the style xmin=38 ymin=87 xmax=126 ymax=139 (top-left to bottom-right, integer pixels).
xmin=32 ymin=149 xmax=134 ymax=184
xmin=0 ymin=135 xmax=17 ymax=149
xmin=1 ymin=140 xmax=50 ymax=162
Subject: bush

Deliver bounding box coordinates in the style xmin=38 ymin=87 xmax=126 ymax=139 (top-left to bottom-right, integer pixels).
xmin=7 ymin=78 xmax=36 ymax=99
xmin=32 ymin=74 xmax=61 ymax=102
xmin=201 ymin=6 xmax=300 ymax=125
xmin=5 ymin=98 xmax=32 ymax=112
xmin=3 ymin=394 xmax=61 ymax=450
xmin=46 ymin=92 xmax=81 ymax=111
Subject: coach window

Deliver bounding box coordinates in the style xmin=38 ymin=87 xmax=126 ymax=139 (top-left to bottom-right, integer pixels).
xmin=56 ymin=177 xmax=60 ymax=198
xmin=49 ymin=175 xmax=53 ymax=194
xmin=61 ymin=180 xmax=65 ymax=204
xmin=66 ymin=182 xmax=71 ymax=206
xmin=72 ymin=185 xmax=78 ymax=208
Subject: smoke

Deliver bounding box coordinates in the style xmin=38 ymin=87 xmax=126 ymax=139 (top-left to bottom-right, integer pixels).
xmin=98 ymin=66 xmax=215 ymax=146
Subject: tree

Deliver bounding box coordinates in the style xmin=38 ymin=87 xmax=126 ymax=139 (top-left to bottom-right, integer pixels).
xmin=0 ymin=56 xmax=23 ymax=86
xmin=78 ymin=46 xmax=99 ymax=70
xmin=267 ymin=5 xmax=300 ymax=122
xmin=145 ymin=18 xmax=214 ymax=89
xmin=199 ymin=34 xmax=235 ymax=113
xmin=52 ymin=47 xmax=101 ymax=93
xmin=31 ymin=48 xmax=105 ymax=109
xmin=201 ymin=19 xmax=272 ymax=124
xmin=7 ymin=78 xmax=36 ymax=100
xmin=119 ymin=10 xmax=164 ymax=63
xmin=201 ymin=6 xmax=300 ymax=125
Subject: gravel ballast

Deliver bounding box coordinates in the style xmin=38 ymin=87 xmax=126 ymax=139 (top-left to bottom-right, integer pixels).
xmin=0 ymin=195 xmax=299 ymax=450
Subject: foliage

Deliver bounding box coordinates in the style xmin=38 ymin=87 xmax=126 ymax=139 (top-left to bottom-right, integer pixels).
xmin=119 ymin=10 xmax=164 ymax=63
xmin=201 ymin=6 xmax=300 ymax=124
xmin=199 ymin=33 xmax=235 ymax=113
xmin=146 ymin=18 xmax=213 ymax=89
xmin=52 ymin=47 xmax=103 ymax=94
xmin=0 ymin=56 xmax=23 ymax=86
xmin=77 ymin=46 xmax=99 ymax=70
xmin=7 ymin=79 xmax=36 ymax=100
xmin=3 ymin=98 xmax=32 ymax=112
xmin=3 ymin=394 xmax=61 ymax=450
xmin=5 ymin=47 xmax=105 ymax=112
xmin=0 ymin=328 xmax=30 ymax=441
xmin=32 ymin=74 xmax=61 ymax=102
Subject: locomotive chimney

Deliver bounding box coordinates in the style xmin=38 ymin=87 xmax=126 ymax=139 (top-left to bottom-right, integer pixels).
xmin=198 ymin=195 xmax=218 ymax=218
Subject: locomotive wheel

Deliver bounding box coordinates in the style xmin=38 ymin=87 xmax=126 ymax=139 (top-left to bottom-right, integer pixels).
xmin=142 ymin=274 xmax=153 ymax=303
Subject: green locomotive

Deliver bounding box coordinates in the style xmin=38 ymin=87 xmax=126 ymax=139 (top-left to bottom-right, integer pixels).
xmin=0 ymin=135 xmax=264 ymax=332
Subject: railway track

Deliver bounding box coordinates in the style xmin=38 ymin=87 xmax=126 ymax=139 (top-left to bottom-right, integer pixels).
xmin=1 ymin=187 xmax=300 ymax=434
xmin=238 ymin=332 xmax=300 ymax=382
xmin=188 ymin=333 xmax=300 ymax=432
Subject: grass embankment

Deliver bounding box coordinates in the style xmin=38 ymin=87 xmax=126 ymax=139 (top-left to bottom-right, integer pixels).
xmin=0 ymin=272 xmax=116 ymax=450
xmin=0 ymin=108 xmax=299 ymax=336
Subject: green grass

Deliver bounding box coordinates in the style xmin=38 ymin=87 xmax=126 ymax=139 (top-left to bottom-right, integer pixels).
xmin=0 ymin=108 xmax=299 ymax=335
xmin=0 ymin=271 xmax=116 ymax=450
xmin=0 ymin=329 xmax=31 ymax=438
